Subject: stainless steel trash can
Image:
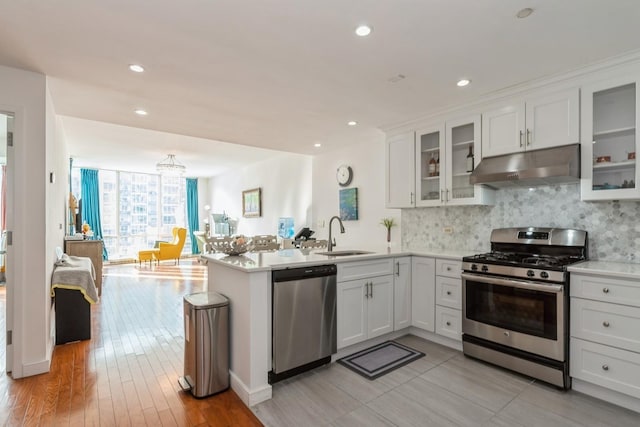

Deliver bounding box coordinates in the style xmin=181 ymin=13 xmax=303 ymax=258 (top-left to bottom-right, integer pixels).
xmin=180 ymin=291 xmax=230 ymax=398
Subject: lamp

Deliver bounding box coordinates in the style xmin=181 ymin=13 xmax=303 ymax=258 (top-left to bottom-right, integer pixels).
xmin=156 ymin=154 xmax=186 ymax=175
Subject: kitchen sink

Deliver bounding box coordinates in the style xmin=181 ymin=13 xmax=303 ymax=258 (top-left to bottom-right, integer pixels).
xmin=316 ymin=250 xmax=373 ymax=256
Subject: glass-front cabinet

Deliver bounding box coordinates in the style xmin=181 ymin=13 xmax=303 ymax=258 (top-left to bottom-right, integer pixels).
xmin=446 ymin=116 xmax=480 ymax=204
xmin=415 ymin=116 xmax=494 ymax=207
xmin=581 ymin=76 xmax=640 ymax=201
xmin=416 ymin=123 xmax=444 ymax=206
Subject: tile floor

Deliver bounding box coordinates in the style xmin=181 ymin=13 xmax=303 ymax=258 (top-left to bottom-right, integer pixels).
xmin=253 ymin=335 xmax=640 ymax=426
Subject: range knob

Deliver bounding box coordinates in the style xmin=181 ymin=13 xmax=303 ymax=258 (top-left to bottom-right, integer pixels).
xmin=540 ymin=271 xmax=549 ymax=279
xmin=481 ymin=265 xmax=489 ymax=272
xmin=471 ymin=264 xmax=478 ymax=271
xmin=527 ymin=270 xmax=535 ymax=278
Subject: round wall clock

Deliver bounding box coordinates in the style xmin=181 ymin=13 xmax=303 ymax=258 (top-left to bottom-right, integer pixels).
xmin=336 ymin=165 xmax=353 ymax=187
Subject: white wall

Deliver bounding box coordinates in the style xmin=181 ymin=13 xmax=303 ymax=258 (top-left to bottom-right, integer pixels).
xmin=45 ymin=102 xmax=70 ymax=357
xmin=0 ymin=65 xmax=64 ymax=377
xmin=312 ymin=129 xmax=402 ymax=249
xmin=207 ymin=152 xmax=313 ymax=237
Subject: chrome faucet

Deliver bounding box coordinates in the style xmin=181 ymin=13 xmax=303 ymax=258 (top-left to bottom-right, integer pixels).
xmin=327 ymin=216 xmax=345 ymax=252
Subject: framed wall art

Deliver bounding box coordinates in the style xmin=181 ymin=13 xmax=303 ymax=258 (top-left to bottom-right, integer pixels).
xmin=242 ymin=187 xmax=262 ymax=218
xmin=339 ymin=187 xmax=358 ymax=221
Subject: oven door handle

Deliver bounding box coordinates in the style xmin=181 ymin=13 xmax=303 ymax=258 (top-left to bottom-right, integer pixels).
xmin=461 ymin=272 xmax=564 ymax=294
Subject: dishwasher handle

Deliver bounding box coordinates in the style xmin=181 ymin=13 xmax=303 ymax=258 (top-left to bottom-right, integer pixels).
xmin=272 ymin=264 xmax=337 ymax=282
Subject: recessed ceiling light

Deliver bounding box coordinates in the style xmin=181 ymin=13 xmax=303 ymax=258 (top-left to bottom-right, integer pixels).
xmin=134 ymin=109 xmax=148 ymax=116
xmin=347 ymin=121 xmax=358 ymax=126
xmin=129 ymin=64 xmax=145 ymax=73
xmin=355 ymin=25 xmax=372 ymax=37
xmin=516 ymin=8 xmax=534 ymax=19
xmin=314 ymin=143 xmax=322 ymax=148
xmin=457 ymin=79 xmax=471 ymax=87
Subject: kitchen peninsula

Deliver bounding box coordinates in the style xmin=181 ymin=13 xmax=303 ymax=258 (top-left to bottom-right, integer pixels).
xmin=202 ymin=246 xmax=471 ymax=407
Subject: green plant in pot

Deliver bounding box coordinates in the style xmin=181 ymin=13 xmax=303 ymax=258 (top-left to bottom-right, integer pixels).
xmin=381 ymin=218 xmax=396 ymax=243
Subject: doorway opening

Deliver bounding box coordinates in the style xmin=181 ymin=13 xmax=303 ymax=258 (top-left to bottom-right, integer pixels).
xmin=0 ymin=111 xmax=13 ymax=375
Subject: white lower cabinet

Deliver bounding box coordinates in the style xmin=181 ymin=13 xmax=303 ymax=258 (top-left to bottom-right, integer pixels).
xmin=571 ymin=338 xmax=640 ymax=399
xmin=434 ymin=259 xmax=462 ymax=342
xmin=411 ymin=256 xmax=435 ymax=332
xmin=435 ymin=306 xmax=461 ymax=341
xmin=435 ymin=276 xmax=461 ymax=309
xmin=338 ymin=255 xmax=463 ymax=349
xmin=337 ymin=260 xmax=394 ymax=349
xmin=570 ymin=271 xmax=640 ymax=405
xmin=393 ymin=257 xmax=412 ymax=330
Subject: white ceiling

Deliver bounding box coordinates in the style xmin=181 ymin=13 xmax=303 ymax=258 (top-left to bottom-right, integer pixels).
xmin=1 ymin=1 xmax=640 ymax=176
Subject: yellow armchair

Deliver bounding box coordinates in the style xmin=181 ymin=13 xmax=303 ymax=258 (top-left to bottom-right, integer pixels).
xmin=157 ymin=227 xmax=187 ymax=264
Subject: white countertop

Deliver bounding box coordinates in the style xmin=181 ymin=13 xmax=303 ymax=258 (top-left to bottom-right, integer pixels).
xmin=568 ymin=260 xmax=640 ymax=280
xmin=202 ymin=246 xmax=474 ymax=272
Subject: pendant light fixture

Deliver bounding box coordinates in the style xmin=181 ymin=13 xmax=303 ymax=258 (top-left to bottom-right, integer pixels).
xmin=156 ymin=154 xmax=186 ymax=175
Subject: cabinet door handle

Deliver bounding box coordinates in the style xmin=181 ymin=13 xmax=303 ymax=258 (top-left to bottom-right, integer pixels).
xmin=519 ymin=130 xmax=524 ymax=147
xmin=603 ymin=321 xmax=610 ymax=328
xmin=446 ymin=291 xmax=452 ymax=295
xmin=446 ymin=321 xmax=451 ymax=326
xmin=410 ymin=192 xmax=414 ymax=205
xmin=395 ymin=262 xmax=400 ymax=276
xmin=445 ymin=189 xmax=449 ymax=202
xmin=526 ymin=129 xmax=532 ymax=145
xmin=602 ymin=364 xmax=609 ymax=371
xmin=603 ymin=287 xmax=610 ymax=294
xmin=364 ymin=282 xmax=369 ymax=298
xmin=440 ymin=189 xmax=444 ymax=202
xmin=370 ymin=282 xmax=373 ymax=298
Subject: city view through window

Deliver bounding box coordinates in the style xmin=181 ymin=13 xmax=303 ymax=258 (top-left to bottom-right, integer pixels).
xmin=71 ymin=168 xmax=191 ymax=260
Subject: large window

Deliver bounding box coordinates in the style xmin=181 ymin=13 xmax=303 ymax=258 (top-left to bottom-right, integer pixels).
xmin=71 ymin=168 xmax=191 ymax=260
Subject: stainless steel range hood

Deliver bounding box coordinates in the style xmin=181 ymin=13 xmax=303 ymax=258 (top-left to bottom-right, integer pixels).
xmin=470 ymin=144 xmax=580 ymax=189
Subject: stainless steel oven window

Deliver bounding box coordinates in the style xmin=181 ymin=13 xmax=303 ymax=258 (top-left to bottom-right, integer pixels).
xmin=464 ymin=277 xmax=558 ymax=340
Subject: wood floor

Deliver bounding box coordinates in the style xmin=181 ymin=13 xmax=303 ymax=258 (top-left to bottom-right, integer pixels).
xmin=0 ymin=259 xmax=262 ymax=426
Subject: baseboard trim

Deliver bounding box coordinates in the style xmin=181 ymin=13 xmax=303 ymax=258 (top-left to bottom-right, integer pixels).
xmin=408 ymin=327 xmax=463 ymax=351
xmin=229 ymin=371 xmax=272 ymax=407
xmin=21 ymin=357 xmax=51 ymax=378
xmin=333 ymin=329 xmax=409 ymax=361
xmin=572 ymin=378 xmax=640 ymax=414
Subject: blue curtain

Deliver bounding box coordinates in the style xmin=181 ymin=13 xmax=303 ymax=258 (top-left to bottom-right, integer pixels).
xmin=186 ymin=178 xmax=200 ymax=254
xmin=81 ymin=168 xmax=108 ymax=260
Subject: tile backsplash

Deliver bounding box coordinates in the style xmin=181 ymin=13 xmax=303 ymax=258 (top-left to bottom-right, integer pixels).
xmin=401 ymin=184 xmax=640 ymax=263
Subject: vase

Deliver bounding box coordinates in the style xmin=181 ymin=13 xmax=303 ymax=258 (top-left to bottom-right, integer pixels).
xmin=386 ymin=228 xmax=391 ymax=243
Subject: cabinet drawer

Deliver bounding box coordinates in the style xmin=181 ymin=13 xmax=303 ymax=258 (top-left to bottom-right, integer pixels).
xmin=571 ymin=298 xmax=640 ymax=353
xmin=571 ymin=338 xmax=640 ymax=399
xmin=435 ymin=306 xmax=461 ymax=341
xmin=435 ymin=259 xmax=462 ymax=279
xmin=338 ymin=258 xmax=394 ymax=282
xmin=435 ymin=276 xmax=461 ymax=310
xmin=572 ymin=274 xmax=640 ymax=308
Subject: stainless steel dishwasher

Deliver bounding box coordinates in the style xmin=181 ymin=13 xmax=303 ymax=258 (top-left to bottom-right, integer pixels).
xmin=269 ymin=264 xmax=337 ymax=384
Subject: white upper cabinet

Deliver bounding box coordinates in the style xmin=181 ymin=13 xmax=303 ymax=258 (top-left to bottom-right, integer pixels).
xmin=581 ymin=76 xmax=640 ymax=201
xmin=482 ymin=88 xmax=580 ymax=158
xmin=482 ymin=103 xmax=525 ymax=158
xmin=415 ymin=123 xmax=445 ymax=207
xmin=385 ymin=131 xmax=415 ymax=208
xmin=445 ymin=115 xmax=494 ymax=206
xmin=415 ymin=116 xmax=494 ymax=207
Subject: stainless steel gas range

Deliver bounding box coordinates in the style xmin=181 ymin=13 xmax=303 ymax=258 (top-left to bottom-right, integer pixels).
xmin=461 ymin=227 xmax=588 ymax=389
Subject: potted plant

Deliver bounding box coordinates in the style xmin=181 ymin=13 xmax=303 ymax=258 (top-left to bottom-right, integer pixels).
xmin=380 ymin=218 xmax=396 ymax=244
